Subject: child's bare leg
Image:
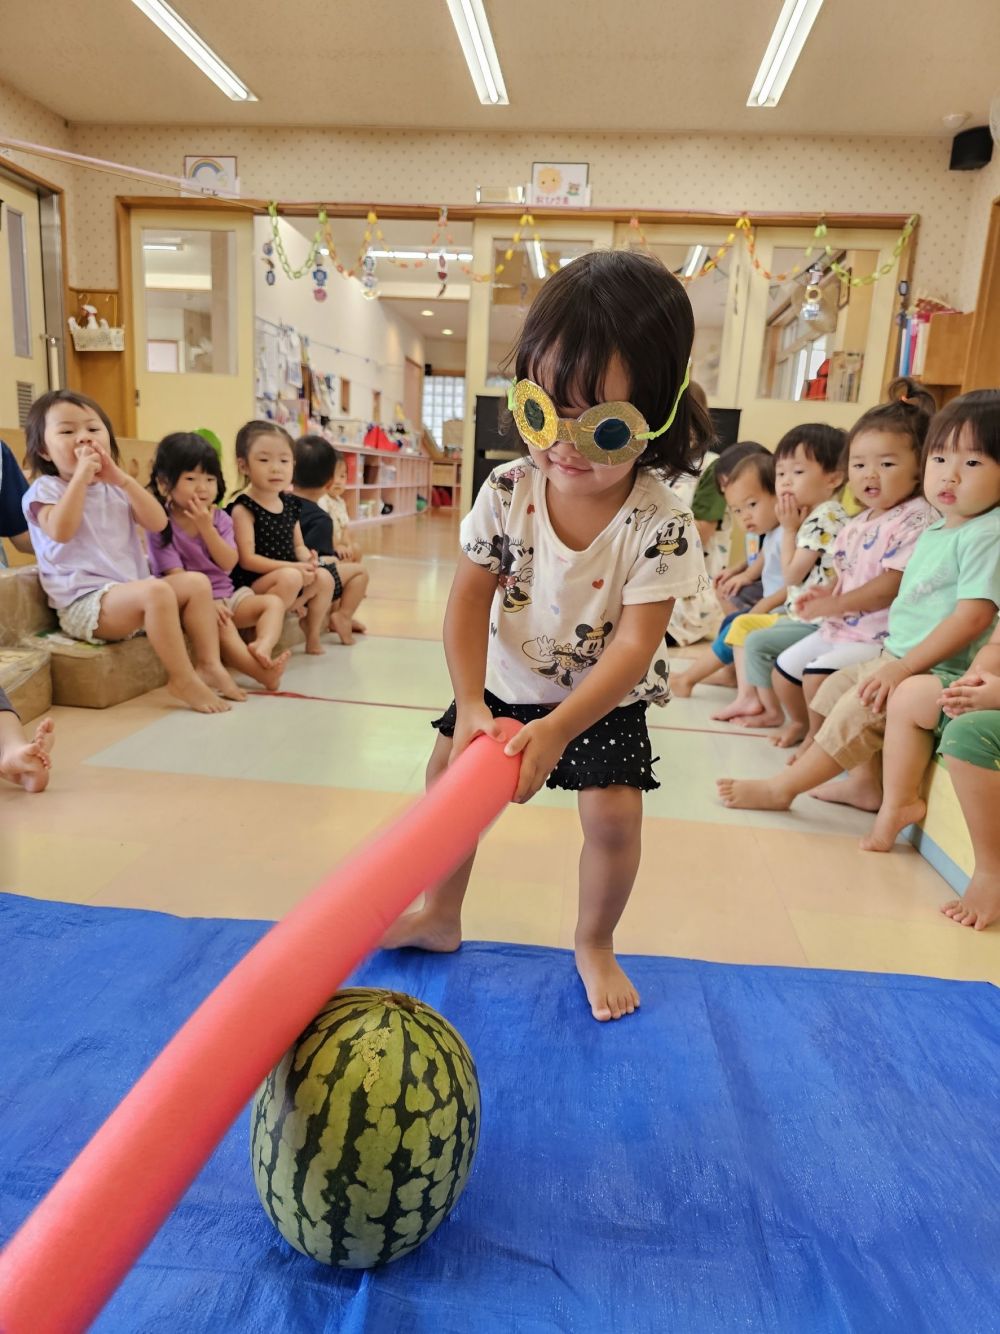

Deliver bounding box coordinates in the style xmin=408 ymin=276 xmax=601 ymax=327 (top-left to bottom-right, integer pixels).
xmin=861 ymin=675 xmax=938 ymax=852
xmin=789 ymin=675 xmax=826 ymax=761
xmin=96 ymin=580 xmax=229 ymax=713
xmin=739 ymin=682 xmax=785 ymax=730
xmin=329 ymin=565 xmax=370 ymax=644
xmin=575 ymin=786 xmax=642 ymax=1021
xmin=163 ymin=572 xmax=246 ymax=701
xmin=234 ymin=587 xmax=295 ymax=666
xmin=704 ymin=664 xmax=737 ymax=687
xmin=219 ymin=617 xmax=290 ymax=691
xmin=0 ymin=711 xmax=54 ymax=793
xmin=712 ymin=647 xmax=763 ymax=721
xmin=766 ymin=671 xmax=808 ymax=748
xmin=380 ymin=734 xmax=470 ymax=950
xmin=809 ymin=755 xmax=883 ymax=811
xmin=672 ymin=646 xmax=724 ymax=698
xmin=941 ymin=756 xmax=1000 ymax=930
xmin=718 ymin=739 xmax=843 ymax=810
xmin=303 ymin=567 xmax=335 ymax=654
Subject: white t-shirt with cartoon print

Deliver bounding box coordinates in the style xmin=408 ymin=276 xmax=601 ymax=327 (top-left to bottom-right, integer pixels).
xmin=460 ymin=460 xmax=708 ymax=708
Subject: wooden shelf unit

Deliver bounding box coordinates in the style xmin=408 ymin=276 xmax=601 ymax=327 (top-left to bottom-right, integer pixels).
xmin=431 ymin=459 xmax=463 ymax=510
xmin=917 ymin=311 xmax=974 ymax=406
xmin=338 ymin=446 xmax=432 ymax=527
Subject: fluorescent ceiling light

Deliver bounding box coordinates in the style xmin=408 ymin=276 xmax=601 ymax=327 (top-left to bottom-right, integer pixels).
xmin=682 ymin=245 xmax=708 ymax=278
xmin=747 ymin=0 xmax=824 ymax=108
xmin=368 ymin=249 xmax=473 ymax=262
xmin=143 ymin=242 xmax=183 ymax=251
xmin=421 ymin=309 xmax=435 ymax=317
xmin=130 ymin=0 xmax=257 ymax=101
xmin=444 ymin=0 xmax=509 ymax=106
xmin=442 ymin=328 xmax=455 ymax=336
xmin=529 ymin=241 xmax=547 ymax=281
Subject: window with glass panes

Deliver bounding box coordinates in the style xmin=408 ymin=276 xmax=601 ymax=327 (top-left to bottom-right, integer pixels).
xmin=422 ymin=376 xmax=465 ymax=447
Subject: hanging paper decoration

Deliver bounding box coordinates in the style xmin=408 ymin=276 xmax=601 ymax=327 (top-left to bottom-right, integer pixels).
xmin=437 ymin=251 xmax=448 ymax=298
xmin=800 ymin=266 xmax=825 ymax=321
xmin=361 ymin=250 xmax=379 ymax=301
xmin=312 ymin=259 xmax=328 ymax=303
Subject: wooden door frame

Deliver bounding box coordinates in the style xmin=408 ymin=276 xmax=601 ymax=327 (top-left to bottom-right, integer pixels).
xmin=963 ymin=196 xmax=1000 ymax=391
xmin=0 ymin=156 xmax=72 ymax=393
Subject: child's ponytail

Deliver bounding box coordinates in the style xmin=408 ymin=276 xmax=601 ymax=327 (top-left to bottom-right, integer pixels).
xmin=847 ymin=376 xmax=934 ymax=465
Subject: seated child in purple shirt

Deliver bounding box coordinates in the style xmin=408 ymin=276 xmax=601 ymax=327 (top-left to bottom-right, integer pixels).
xmin=147 ymin=433 xmax=291 ymax=692
xmin=21 ymin=391 xmax=238 ymax=714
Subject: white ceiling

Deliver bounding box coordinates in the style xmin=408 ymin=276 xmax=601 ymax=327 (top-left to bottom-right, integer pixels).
xmin=2 ymin=1 xmax=998 ymax=136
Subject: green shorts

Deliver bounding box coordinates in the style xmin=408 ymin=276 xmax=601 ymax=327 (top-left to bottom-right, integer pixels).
xmin=938 ymin=710 xmax=1000 ymax=772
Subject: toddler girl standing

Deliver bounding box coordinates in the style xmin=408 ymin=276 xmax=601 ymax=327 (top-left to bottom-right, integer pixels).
xmin=21 ymin=390 xmax=237 ymax=713
xmin=228 ymin=422 xmax=334 ymax=656
xmin=382 ymin=250 xmax=711 ymax=1022
xmin=148 ymin=433 xmax=291 ymax=692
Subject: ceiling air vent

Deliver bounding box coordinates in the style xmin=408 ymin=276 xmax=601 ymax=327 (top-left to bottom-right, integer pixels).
xmin=16 ymin=382 xmax=34 ymax=427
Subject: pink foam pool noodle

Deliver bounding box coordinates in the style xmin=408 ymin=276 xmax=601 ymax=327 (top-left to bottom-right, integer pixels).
xmin=0 ymin=722 xmax=521 ymax=1332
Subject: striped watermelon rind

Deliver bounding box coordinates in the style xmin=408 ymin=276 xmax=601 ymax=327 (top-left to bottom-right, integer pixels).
xmin=250 ymin=988 xmax=481 ymax=1269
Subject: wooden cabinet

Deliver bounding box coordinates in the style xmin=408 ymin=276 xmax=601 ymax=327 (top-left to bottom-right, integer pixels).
xmin=919 ymin=312 xmax=974 ymax=403
xmin=431 ymin=459 xmax=462 ymax=510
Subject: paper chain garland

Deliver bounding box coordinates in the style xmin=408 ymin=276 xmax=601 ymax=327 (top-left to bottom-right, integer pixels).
xmin=264 ymin=204 xmax=918 ymax=295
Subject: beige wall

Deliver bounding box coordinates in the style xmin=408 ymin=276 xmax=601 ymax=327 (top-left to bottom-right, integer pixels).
xmin=1 ymin=76 xmax=996 ymax=320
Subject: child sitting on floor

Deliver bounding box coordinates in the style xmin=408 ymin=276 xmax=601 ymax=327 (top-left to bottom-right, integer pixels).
xmin=318 ymin=449 xmax=362 ymax=564
xmin=717 ymin=391 xmax=1000 ymax=821
xmin=292 ymin=435 xmax=370 ymax=644
xmin=735 ymin=386 xmax=935 ymax=750
xmin=0 ymin=687 xmax=53 ymax=793
xmin=711 ymin=424 xmax=848 ymax=728
xmin=148 ymin=433 xmax=291 ymax=693
xmin=673 ymin=452 xmax=782 ymax=698
xmin=22 ymin=390 xmax=238 ymax=714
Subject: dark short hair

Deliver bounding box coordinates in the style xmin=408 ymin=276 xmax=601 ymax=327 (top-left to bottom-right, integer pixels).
xmin=716 ymin=440 xmax=768 ymax=487
xmin=293 ymin=434 xmax=338 ymax=489
xmin=507 ymin=250 xmax=714 ymax=476
xmin=24 ymin=390 xmax=119 ymax=477
xmin=149 ymin=432 xmax=226 ymax=547
xmin=923 ymin=389 xmax=1000 ymax=466
xmin=774 ymin=423 xmax=847 ymax=473
xmin=233 ymin=420 xmax=294 ymax=493
xmin=723 ymin=452 xmax=776 ymax=495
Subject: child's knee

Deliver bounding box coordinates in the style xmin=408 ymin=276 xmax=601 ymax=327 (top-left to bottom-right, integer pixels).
xmin=177 ymin=571 xmax=213 ymax=601
xmin=143 ymin=578 xmax=179 ymax=610
xmin=581 ymin=787 xmax=642 ymax=850
xmin=313 ymin=567 xmax=335 ymax=597
xmin=272 ymin=568 xmax=303 ymax=599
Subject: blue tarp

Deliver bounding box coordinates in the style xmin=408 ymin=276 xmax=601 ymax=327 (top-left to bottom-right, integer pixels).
xmin=2 ymin=891 xmax=1000 ymax=1332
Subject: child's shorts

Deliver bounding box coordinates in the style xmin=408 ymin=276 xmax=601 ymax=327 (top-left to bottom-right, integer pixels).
xmin=724 ymin=611 xmax=781 ymax=649
xmin=219 ymin=587 xmax=255 ymax=615
xmin=939 ymin=710 xmax=1000 ymax=771
xmin=318 ymin=559 xmax=344 ymax=601
xmin=56 ymin=583 xmax=141 ymax=645
xmin=432 ymin=689 xmax=659 ymax=792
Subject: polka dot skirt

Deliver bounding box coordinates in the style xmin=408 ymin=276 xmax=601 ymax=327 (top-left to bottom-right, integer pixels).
xmin=432 ymin=689 xmax=660 ymax=792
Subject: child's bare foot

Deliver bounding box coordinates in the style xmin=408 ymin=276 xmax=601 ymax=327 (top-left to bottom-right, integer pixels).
xmin=772 ymin=722 xmax=807 ymax=749
xmin=0 ymin=718 xmax=55 ymax=793
xmin=671 ymin=674 xmax=694 ymax=698
xmin=809 ymin=771 xmax=882 ymax=812
xmin=574 ymin=943 xmax=640 ymax=1021
xmin=329 ymin=610 xmax=355 ymax=645
xmin=740 ymin=709 xmax=785 ymax=730
xmin=941 ymin=872 xmax=1000 ymax=930
xmin=351 ymin=619 xmax=367 ymax=634
xmin=379 ymin=909 xmax=462 ymax=953
xmin=257 ymin=649 xmax=291 ymax=691
xmin=168 ymin=673 xmax=232 ymax=713
xmin=712 ymin=696 xmax=762 ymax=722
xmin=305 ymin=634 xmax=326 ymax=656
xmin=717 ymin=776 xmax=793 ymax=810
xmin=198 ymin=664 xmax=247 ymax=702
xmin=860 ymin=798 xmax=926 ymax=852
xmin=248 ymin=639 xmax=277 ymax=670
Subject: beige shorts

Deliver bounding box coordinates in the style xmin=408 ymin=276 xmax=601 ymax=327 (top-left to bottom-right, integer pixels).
xmin=56 ymin=583 xmax=141 ymax=645
xmin=220 ymin=587 xmax=254 ymax=615
xmin=812 ymin=651 xmax=895 ymax=770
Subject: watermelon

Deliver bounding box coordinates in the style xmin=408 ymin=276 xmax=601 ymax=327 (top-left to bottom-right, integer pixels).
xmin=250 ymin=988 xmax=481 ymax=1269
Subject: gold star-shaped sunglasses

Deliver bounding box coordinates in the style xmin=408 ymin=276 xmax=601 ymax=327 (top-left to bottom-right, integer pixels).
xmin=507 ymin=360 xmax=691 ymax=466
